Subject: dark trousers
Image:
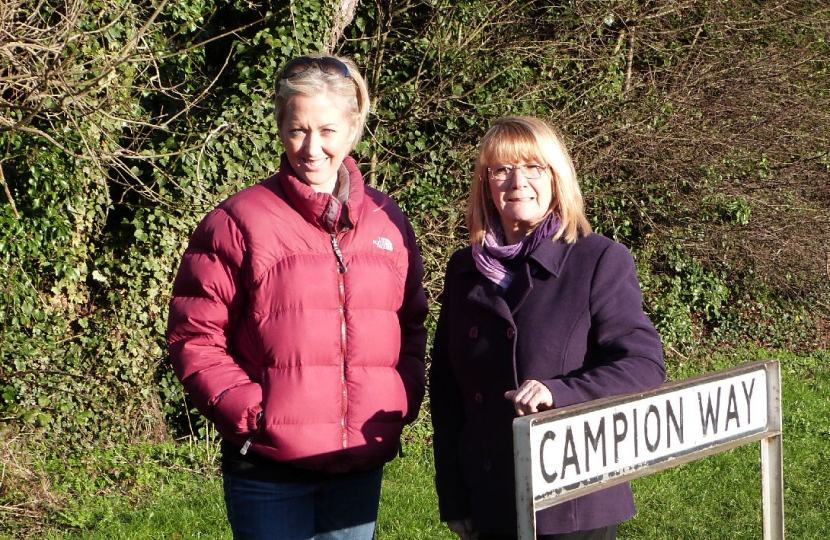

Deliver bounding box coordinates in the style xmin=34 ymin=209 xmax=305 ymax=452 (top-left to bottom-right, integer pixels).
xmin=479 ymin=524 xmax=616 ymax=540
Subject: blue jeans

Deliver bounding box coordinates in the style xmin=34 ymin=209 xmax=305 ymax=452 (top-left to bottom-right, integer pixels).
xmin=223 ymin=467 xmax=383 ymax=540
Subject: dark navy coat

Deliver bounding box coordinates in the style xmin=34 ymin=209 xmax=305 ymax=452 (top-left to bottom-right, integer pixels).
xmin=430 ymin=232 xmax=666 ymax=535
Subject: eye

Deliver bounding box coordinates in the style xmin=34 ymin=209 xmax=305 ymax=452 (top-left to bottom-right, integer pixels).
xmin=494 ymin=166 xmax=512 ymax=176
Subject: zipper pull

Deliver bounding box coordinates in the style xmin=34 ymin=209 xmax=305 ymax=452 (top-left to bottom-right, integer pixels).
xmin=330 ymin=233 xmax=348 ymax=273
xmin=240 ymin=411 xmax=263 ymax=456
xmin=240 ymin=435 xmax=254 ymax=456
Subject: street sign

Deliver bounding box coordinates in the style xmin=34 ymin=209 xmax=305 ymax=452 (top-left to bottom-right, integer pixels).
xmin=514 ymin=360 xmax=783 ymax=540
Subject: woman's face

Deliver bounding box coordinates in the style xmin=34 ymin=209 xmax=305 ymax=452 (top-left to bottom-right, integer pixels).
xmin=278 ymin=93 xmax=358 ymax=194
xmin=487 ymin=158 xmax=553 ymax=244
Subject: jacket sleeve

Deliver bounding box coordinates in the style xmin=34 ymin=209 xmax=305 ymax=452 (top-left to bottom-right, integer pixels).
xmin=166 ymin=207 xmax=263 ymax=439
xmin=429 ymin=254 xmax=472 ymax=521
xmin=396 ymin=218 xmax=428 ymax=425
xmin=544 ymin=241 xmax=666 ymax=407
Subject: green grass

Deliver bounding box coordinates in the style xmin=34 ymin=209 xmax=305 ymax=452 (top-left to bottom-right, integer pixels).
xmin=41 ymin=478 xmax=230 ymax=540
xmin=622 ymin=355 xmax=830 ymax=539
xmin=375 ymin=444 xmax=454 ymax=540
xmin=6 ymin=355 xmax=828 ymax=539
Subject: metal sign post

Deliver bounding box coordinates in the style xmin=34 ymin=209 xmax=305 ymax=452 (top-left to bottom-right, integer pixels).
xmin=514 ymin=360 xmax=784 ymax=540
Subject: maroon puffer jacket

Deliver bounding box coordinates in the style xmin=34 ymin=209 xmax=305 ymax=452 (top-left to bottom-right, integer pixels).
xmin=167 ymin=155 xmax=428 ymax=474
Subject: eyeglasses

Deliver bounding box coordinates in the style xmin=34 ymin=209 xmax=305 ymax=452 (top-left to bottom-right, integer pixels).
xmin=487 ymin=164 xmax=547 ymax=181
xmin=281 ymin=56 xmax=351 ymax=79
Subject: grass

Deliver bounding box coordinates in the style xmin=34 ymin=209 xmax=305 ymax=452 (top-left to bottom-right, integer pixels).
xmin=41 ymin=479 xmax=230 ymax=540
xmin=3 ymin=353 xmax=828 ymax=539
xmin=621 ymin=354 xmax=829 ymax=539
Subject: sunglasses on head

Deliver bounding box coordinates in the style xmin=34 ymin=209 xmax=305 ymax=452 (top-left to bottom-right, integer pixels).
xmin=281 ymin=56 xmax=351 ymax=79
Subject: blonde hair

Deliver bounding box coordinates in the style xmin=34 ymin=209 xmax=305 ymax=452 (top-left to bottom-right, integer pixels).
xmin=274 ymin=54 xmax=371 ymax=153
xmin=467 ymin=116 xmax=592 ymax=245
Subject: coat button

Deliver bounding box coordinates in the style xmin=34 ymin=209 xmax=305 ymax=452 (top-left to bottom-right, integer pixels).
xmin=506 ymin=327 xmax=515 ymax=339
xmin=469 ymin=326 xmax=479 ymax=338
xmin=530 ymin=265 xmax=539 ymax=276
xmin=474 ymin=393 xmax=483 ymax=404
xmin=483 ymin=460 xmax=492 ymax=471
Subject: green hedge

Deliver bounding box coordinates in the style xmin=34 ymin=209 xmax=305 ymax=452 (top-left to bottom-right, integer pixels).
xmin=1 ymin=0 xmax=828 ymax=459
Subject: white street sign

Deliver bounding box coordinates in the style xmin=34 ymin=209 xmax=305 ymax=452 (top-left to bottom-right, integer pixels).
xmin=514 ymin=361 xmax=783 ymax=540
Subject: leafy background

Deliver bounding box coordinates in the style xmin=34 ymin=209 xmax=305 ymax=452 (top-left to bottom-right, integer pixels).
xmin=1 ymin=0 xmax=828 ymax=532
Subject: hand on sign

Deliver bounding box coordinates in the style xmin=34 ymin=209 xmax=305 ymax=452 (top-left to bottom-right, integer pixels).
xmin=446 ymin=518 xmax=479 ymax=540
xmin=505 ymin=380 xmax=554 ymax=416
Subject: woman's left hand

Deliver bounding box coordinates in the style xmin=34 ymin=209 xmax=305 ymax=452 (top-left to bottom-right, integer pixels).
xmin=505 ymin=380 xmax=554 ymax=416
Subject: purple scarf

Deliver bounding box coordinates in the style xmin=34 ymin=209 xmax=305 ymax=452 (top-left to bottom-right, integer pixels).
xmin=472 ymin=213 xmax=562 ymax=288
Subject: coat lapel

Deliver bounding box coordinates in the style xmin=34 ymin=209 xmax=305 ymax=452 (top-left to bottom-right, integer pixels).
xmin=456 ymin=237 xmax=579 ymax=320
xmin=507 ymin=264 xmax=533 ymax=314
xmin=466 ymin=277 xmax=513 ymax=321
xmin=455 ymin=254 xmax=513 ymax=321
xmin=529 ymin=237 xmax=576 ymax=278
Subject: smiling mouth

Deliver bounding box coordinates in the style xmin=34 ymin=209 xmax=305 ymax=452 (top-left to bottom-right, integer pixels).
xmin=508 ymin=197 xmax=535 ymax=202
xmin=303 ymin=157 xmax=328 ymax=167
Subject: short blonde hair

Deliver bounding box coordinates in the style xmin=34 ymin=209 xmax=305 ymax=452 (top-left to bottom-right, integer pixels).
xmin=467 ymin=116 xmax=592 ymax=245
xmin=274 ymin=54 xmax=370 ymax=153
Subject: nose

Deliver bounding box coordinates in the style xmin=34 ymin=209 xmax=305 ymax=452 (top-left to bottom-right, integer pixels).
xmin=506 ymin=167 xmax=529 ymax=188
xmin=303 ymin=131 xmax=322 ymax=155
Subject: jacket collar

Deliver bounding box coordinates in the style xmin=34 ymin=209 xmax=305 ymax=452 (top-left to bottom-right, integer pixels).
xmin=527 ymin=236 xmax=577 ymax=278
xmin=456 ymin=236 xmax=577 ymax=278
xmin=274 ymin=154 xmax=365 ymax=232
xmin=458 ymin=236 xmax=578 ymax=318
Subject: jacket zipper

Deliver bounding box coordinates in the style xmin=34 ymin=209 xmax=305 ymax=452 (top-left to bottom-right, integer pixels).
xmin=330 ymin=233 xmax=348 ymax=273
xmin=331 ymin=233 xmax=349 ymax=450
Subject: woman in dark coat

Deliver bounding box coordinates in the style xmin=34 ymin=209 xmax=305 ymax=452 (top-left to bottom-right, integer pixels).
xmin=430 ymin=116 xmax=666 ymax=540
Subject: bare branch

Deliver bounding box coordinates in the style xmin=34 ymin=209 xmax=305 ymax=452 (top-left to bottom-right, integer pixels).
xmin=0 ymin=160 xmax=20 ymax=219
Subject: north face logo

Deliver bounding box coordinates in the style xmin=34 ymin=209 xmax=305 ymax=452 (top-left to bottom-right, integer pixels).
xmin=373 ymin=237 xmax=393 ymax=251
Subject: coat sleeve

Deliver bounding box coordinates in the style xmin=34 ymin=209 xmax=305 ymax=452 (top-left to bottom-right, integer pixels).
xmin=166 ymin=207 xmax=263 ymax=439
xmin=396 ymin=218 xmax=428 ymax=425
xmin=429 ymin=254 xmax=472 ymax=521
xmin=544 ymin=241 xmax=666 ymax=407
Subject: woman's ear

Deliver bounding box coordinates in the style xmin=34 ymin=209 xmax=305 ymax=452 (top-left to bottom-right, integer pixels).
xmin=348 ymin=118 xmax=360 ymax=144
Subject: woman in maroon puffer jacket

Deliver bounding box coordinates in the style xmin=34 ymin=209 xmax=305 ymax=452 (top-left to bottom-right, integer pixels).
xmin=167 ymin=54 xmax=428 ymax=540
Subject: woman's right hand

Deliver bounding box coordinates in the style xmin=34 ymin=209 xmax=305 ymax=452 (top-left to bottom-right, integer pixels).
xmin=505 ymin=379 xmax=554 ymax=416
xmin=446 ymin=518 xmax=479 ymax=540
